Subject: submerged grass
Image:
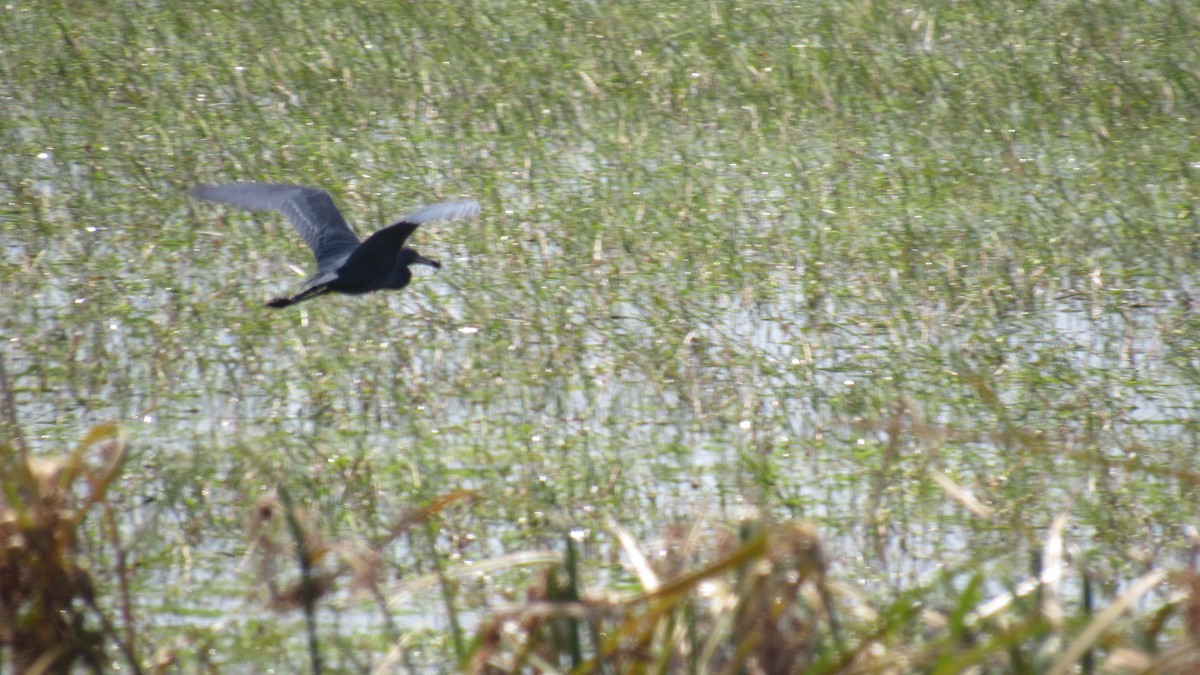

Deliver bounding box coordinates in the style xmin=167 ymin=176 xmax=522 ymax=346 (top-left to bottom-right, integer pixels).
xmin=1 ymin=0 xmax=1199 ymax=671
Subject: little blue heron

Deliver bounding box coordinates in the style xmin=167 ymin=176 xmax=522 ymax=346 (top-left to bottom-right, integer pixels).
xmin=189 ymin=182 xmax=479 ymax=308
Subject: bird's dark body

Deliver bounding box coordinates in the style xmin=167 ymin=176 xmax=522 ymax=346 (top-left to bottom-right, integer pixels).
xmin=338 ymin=266 xmax=410 ymax=294
xmin=328 ymin=254 xmax=412 ymax=295
xmin=188 ymin=182 xmax=478 ymax=309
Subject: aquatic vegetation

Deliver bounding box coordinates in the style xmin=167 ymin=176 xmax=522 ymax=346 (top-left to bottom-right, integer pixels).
xmin=1 ymin=0 xmax=1199 ymax=671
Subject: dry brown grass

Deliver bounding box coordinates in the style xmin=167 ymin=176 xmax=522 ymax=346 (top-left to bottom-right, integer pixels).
xmin=0 ymin=422 xmax=136 ymax=674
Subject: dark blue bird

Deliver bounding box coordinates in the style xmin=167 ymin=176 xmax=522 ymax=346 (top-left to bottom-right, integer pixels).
xmin=189 ymin=182 xmax=479 ymax=308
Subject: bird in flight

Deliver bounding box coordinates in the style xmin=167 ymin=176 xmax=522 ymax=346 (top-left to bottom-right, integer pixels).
xmin=189 ymin=182 xmax=479 ymax=308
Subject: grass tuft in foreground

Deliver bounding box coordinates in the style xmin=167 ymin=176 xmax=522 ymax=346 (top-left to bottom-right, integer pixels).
xmin=463 ymin=515 xmax=1200 ymax=674
xmin=0 ymin=358 xmax=137 ymax=674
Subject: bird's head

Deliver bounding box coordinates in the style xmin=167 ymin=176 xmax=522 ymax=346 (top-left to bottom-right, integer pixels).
xmin=401 ymin=247 xmax=442 ymax=269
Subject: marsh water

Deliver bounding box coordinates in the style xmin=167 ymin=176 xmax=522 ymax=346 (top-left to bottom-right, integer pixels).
xmin=2 ymin=1 xmax=1198 ymax=669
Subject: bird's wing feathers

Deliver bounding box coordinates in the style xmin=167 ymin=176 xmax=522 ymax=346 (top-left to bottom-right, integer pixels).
xmin=393 ymin=200 xmax=481 ymax=227
xmin=189 ymin=183 xmax=362 ymax=272
xmin=346 ymin=199 xmax=481 ymax=266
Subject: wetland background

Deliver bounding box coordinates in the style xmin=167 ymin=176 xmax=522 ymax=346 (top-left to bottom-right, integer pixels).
xmin=2 ymin=0 xmax=1199 ymax=672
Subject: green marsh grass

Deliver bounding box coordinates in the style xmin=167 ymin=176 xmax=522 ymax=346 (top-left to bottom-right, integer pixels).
xmin=2 ymin=0 xmax=1200 ymax=671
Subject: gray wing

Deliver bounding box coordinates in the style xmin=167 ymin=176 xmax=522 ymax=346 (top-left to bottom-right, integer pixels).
xmin=189 ymin=182 xmax=362 ymax=272
xmin=391 ymin=200 xmax=481 ymax=227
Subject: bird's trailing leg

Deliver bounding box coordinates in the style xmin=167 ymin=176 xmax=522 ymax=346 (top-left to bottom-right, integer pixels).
xmin=265 ymin=284 xmax=331 ymax=309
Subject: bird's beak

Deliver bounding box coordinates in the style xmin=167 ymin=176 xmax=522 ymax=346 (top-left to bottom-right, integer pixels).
xmin=413 ymin=253 xmax=442 ymax=269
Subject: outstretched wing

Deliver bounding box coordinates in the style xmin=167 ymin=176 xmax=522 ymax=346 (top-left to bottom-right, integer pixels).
xmin=189 ymin=182 xmax=362 ymax=272
xmin=394 ymin=200 xmax=482 ymax=228
xmin=348 ymin=199 xmax=481 ymax=264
